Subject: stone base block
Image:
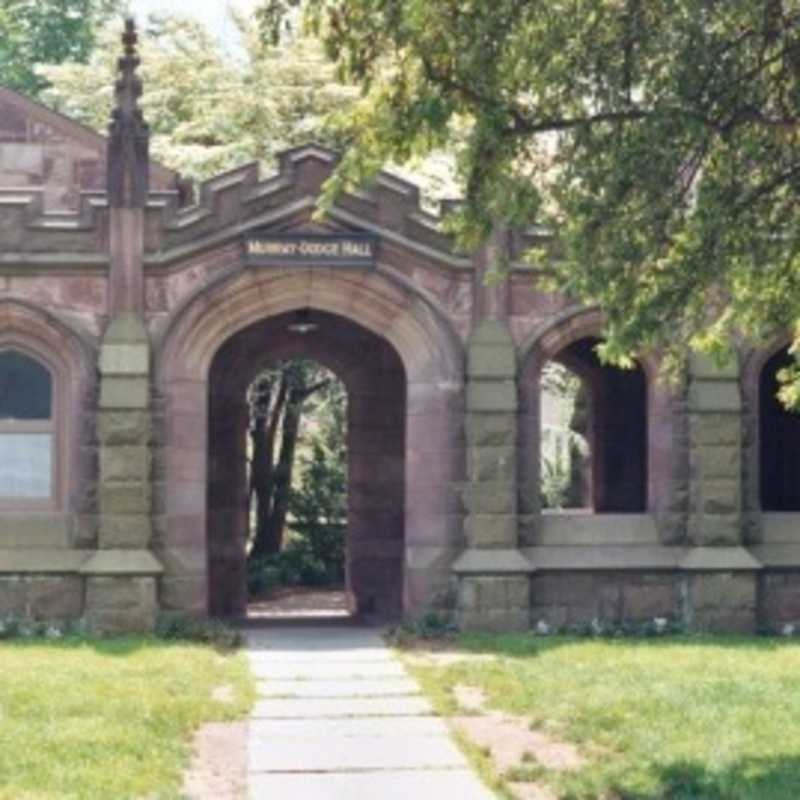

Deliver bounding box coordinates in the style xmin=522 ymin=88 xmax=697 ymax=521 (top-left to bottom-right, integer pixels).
xmin=464 ymin=513 xmax=517 ymax=548
xmin=457 ymin=575 xmax=529 ymax=632
xmin=0 ymin=575 xmax=84 ymax=620
xmin=760 ymin=572 xmax=800 ymax=631
xmin=687 ymin=572 xmax=757 ymax=633
xmin=84 ymin=576 xmax=157 ymax=634
xmin=530 ymin=572 xmax=678 ymax=629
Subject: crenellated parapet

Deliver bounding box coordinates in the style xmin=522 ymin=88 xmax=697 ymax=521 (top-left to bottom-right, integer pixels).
xmin=142 ymin=144 xmax=469 ymax=269
xmin=0 ymin=188 xmax=109 ymax=265
xmin=0 ymin=139 xmax=553 ymax=275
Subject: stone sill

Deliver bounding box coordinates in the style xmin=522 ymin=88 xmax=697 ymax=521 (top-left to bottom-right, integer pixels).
xmin=525 ymin=546 xmax=762 ymax=571
xmin=534 ymin=512 xmax=660 ymax=546
xmin=0 ymin=550 xmax=89 ymax=573
xmin=0 ymin=549 xmax=163 ymax=575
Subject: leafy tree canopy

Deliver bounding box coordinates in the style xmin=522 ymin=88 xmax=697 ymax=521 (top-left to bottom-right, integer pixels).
xmin=0 ymin=0 xmax=117 ymax=96
xmin=40 ymin=13 xmax=358 ymax=182
xmin=259 ymin=1 xmax=800 ymax=376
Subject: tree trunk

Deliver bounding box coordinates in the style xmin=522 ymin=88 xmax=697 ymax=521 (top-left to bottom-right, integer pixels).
xmin=248 ymin=369 xmax=329 ymax=561
xmin=261 ymin=387 xmax=304 ymax=554
xmin=249 ymin=376 xmax=287 ymax=559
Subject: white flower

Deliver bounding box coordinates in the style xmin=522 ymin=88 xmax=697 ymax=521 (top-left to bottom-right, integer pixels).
xmin=45 ymin=626 xmax=62 ymax=639
xmin=653 ymin=617 xmax=668 ymax=634
xmin=535 ymin=620 xmax=550 ymax=635
xmin=782 ymin=623 xmax=795 ymax=637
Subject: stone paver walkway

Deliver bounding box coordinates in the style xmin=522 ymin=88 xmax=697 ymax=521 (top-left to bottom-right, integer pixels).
xmin=245 ymin=625 xmax=495 ymax=799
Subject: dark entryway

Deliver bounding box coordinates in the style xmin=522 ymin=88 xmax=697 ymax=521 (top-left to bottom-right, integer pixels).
xmin=206 ymin=309 xmax=406 ymax=619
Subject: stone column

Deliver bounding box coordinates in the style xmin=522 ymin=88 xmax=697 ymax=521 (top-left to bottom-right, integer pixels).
xmin=82 ymin=314 xmax=161 ymax=633
xmin=454 ymin=228 xmax=533 ymax=631
xmin=683 ymin=353 xmax=759 ymax=631
xmin=81 ymin=20 xmax=162 ymax=634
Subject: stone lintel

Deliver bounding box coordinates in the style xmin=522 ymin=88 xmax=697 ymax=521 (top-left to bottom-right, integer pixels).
xmin=100 ymin=342 xmax=149 ymax=375
xmin=99 ymin=376 xmax=150 ymax=409
xmin=102 ymin=310 xmax=149 ymax=348
xmin=690 ymin=352 xmax=739 ymax=380
xmin=466 ymin=381 xmax=517 ymax=412
xmin=80 ymin=549 xmax=163 ymax=576
xmin=452 ymin=548 xmax=534 ymax=574
xmin=688 ymin=380 xmax=741 ymax=412
xmin=468 ymin=318 xmax=515 ymax=347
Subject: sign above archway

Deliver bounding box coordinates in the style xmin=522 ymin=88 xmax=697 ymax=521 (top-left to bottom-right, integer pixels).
xmin=244 ymin=231 xmax=378 ymax=268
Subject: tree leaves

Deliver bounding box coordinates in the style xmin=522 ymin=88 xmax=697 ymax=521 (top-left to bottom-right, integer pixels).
xmin=260 ymin=0 xmax=800 ymax=374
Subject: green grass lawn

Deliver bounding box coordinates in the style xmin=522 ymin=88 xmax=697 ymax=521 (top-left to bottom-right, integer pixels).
xmin=403 ymin=634 xmax=800 ymax=800
xmin=0 ymin=637 xmax=255 ymax=799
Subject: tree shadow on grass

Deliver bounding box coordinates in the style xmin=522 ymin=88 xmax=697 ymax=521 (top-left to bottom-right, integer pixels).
xmin=611 ymin=756 xmax=800 ymax=800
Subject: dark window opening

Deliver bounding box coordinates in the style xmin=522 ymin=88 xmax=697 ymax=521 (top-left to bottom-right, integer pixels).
xmin=541 ymin=337 xmax=647 ymax=512
xmin=760 ymin=346 xmax=800 ymax=511
xmin=0 ymin=350 xmax=52 ymax=420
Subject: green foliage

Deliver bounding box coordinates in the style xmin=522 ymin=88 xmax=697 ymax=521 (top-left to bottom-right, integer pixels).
xmin=153 ymin=613 xmax=243 ymax=649
xmin=388 ymin=612 xmax=458 ymax=646
xmin=40 ymin=13 xmax=357 ymax=183
xmin=261 ymin=1 xmax=800 ymax=381
xmin=246 ymin=359 xmax=347 ymax=591
xmin=540 ymin=454 xmax=572 ymax=510
xmin=0 ymin=636 xmax=254 ymax=798
xmin=407 ymin=635 xmax=800 ymax=799
xmin=287 ymin=377 xmax=347 ymax=581
xmin=0 ymin=0 xmax=117 ymax=96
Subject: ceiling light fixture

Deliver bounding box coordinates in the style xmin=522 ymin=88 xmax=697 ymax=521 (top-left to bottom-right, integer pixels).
xmin=287 ymin=308 xmax=318 ymax=335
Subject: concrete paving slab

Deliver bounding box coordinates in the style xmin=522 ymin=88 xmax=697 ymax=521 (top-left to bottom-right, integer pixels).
xmin=248 ymin=660 xmax=408 ymax=680
xmin=248 ymin=733 xmax=468 ymax=772
xmin=249 ymin=647 xmax=392 ymax=662
xmin=252 ymin=695 xmax=434 ymax=719
xmin=249 ymin=715 xmax=451 ymax=738
xmin=257 ymin=677 xmax=419 ymax=698
xmin=244 ymin=625 xmax=494 ymax=799
xmin=248 ymin=769 xmax=496 ymax=800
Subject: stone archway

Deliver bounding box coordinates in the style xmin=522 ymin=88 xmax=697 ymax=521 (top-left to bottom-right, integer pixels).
xmin=155 ymin=265 xmax=465 ymax=620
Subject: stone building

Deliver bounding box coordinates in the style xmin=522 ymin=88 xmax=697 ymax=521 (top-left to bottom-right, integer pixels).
xmin=1 ymin=23 xmax=799 ymax=634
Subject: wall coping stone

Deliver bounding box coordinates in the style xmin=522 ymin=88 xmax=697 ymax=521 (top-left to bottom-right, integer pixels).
xmin=678 ymin=546 xmax=762 ymax=571
xmin=80 ymin=549 xmax=163 ymax=576
xmin=535 ymin=512 xmax=660 ymax=546
xmin=452 ymin=548 xmax=535 ymax=574
xmin=522 ymin=545 xmax=764 ymax=571
xmin=746 ymin=544 xmax=800 ymax=568
xmin=761 ymin=513 xmax=800 ymax=543
xmin=524 ymin=545 xmax=680 ymax=570
xmin=0 ymin=550 xmax=89 ymax=573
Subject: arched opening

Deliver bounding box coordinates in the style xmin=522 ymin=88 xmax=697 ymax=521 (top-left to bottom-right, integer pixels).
xmin=760 ymin=345 xmax=800 ymax=511
xmin=206 ymin=309 xmax=406 ymax=619
xmin=541 ymin=337 xmax=647 ymax=512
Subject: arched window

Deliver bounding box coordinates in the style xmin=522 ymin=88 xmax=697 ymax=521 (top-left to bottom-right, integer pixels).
xmin=0 ymin=350 xmax=54 ymax=503
xmin=760 ymin=345 xmax=800 ymax=511
xmin=540 ymin=337 xmax=647 ymax=512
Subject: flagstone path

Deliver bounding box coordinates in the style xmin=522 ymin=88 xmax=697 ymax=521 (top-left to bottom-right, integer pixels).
xmin=245 ymin=624 xmax=495 ymax=799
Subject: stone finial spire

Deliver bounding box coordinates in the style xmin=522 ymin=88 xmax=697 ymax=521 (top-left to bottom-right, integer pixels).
xmin=107 ymin=18 xmax=149 ymax=208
